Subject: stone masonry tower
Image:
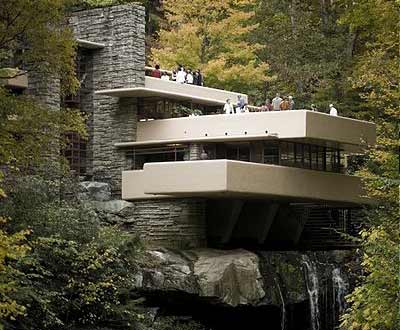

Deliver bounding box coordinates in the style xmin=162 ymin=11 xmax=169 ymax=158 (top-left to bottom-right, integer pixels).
xmin=69 ymin=5 xmax=207 ymax=249
xmin=69 ymin=5 xmax=145 ymax=193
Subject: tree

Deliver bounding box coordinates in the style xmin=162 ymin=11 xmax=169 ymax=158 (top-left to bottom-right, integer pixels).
xmin=338 ymin=1 xmax=400 ymax=329
xmin=1 ymin=176 xmax=144 ymax=329
xmin=0 ymin=2 xmax=86 ymax=326
xmin=0 ymin=88 xmax=86 ymax=193
xmin=0 ymin=219 xmax=30 ymax=330
xmin=151 ymin=0 xmax=270 ymax=98
xmin=253 ymin=0 xmax=352 ymax=108
xmin=0 ymin=0 xmax=78 ymax=93
xmin=0 ymin=0 xmax=87 ymax=194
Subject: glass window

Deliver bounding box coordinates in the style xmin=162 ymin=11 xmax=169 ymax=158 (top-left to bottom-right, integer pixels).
xmin=238 ymin=147 xmax=250 ymax=162
xmin=295 ymin=143 xmax=304 ymax=167
xmin=318 ymin=146 xmax=326 ymax=171
xmin=263 ymin=143 xmax=279 ymax=164
xmin=303 ymin=144 xmax=311 ymax=169
xmin=127 ymin=146 xmax=188 ymax=170
xmin=226 ymin=146 xmax=238 ymax=160
xmin=280 ymin=142 xmax=295 ymax=166
xmin=311 ymin=145 xmax=319 ymax=170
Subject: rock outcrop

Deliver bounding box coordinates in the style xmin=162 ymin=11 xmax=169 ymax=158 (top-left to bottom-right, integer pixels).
xmin=133 ymin=248 xmax=352 ymax=308
xmin=79 ymin=181 xmax=111 ymax=201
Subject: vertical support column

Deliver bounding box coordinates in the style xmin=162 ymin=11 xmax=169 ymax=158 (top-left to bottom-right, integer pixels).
xmin=70 ymin=4 xmax=146 ymax=195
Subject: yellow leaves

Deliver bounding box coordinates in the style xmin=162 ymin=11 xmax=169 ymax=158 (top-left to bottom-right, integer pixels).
xmin=0 ymin=218 xmax=30 ymax=321
xmin=152 ymin=0 xmax=270 ymax=94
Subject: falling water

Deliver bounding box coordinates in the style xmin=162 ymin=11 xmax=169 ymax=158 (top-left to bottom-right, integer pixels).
xmin=302 ymin=255 xmax=320 ymax=330
xmin=332 ymin=268 xmax=348 ymax=315
xmin=273 ymin=277 xmax=286 ymax=330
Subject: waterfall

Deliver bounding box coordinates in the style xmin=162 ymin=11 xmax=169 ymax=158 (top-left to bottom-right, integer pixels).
xmin=302 ymin=255 xmax=320 ymax=330
xmin=273 ymin=277 xmax=286 ymax=330
xmin=332 ymin=268 xmax=348 ymax=315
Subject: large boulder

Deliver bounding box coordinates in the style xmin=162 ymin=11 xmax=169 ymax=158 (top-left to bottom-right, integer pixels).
xmin=193 ymin=249 xmax=265 ymax=306
xmin=79 ymin=181 xmax=111 ymax=201
xmin=137 ymin=249 xmax=266 ymax=307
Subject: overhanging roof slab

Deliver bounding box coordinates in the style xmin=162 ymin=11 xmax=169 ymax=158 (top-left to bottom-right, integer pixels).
xmin=122 ymin=160 xmax=372 ymax=205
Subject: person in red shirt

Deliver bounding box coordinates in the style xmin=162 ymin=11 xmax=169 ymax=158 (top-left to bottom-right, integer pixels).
xmin=152 ymin=64 xmax=161 ymax=78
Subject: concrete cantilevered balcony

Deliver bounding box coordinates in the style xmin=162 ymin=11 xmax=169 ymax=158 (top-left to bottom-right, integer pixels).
xmin=0 ymin=69 xmax=28 ymax=90
xmin=116 ymin=110 xmax=376 ymax=153
xmin=96 ymin=76 xmax=247 ymax=106
xmin=122 ymin=160 xmax=371 ymax=205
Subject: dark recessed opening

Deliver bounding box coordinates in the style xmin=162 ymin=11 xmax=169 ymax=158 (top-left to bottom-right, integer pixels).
xmin=265 ymin=130 xmax=268 ymax=134
xmin=205 ymin=133 xmax=208 ymax=136
xmin=225 ymin=132 xmax=228 ymax=136
xmin=244 ymin=131 xmax=248 ymax=135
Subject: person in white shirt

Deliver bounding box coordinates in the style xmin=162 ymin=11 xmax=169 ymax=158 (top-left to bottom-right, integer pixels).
xmin=223 ymin=99 xmax=234 ymax=115
xmin=272 ymin=93 xmax=283 ymax=111
xmin=160 ymin=72 xmax=170 ymax=80
xmin=176 ymin=67 xmax=186 ymax=84
xmin=329 ymin=103 xmax=338 ymax=116
xmin=186 ymin=69 xmax=194 ymax=84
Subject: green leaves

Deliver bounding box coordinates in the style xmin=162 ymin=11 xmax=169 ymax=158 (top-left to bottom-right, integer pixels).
xmin=0 ymin=0 xmax=78 ymax=94
xmin=1 ymin=177 xmax=144 ymax=329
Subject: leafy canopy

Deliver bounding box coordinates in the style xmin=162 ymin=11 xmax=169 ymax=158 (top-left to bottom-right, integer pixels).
xmin=0 ymin=0 xmax=78 ymax=94
xmin=1 ymin=176 xmax=144 ymax=329
xmin=151 ymin=0 xmax=270 ymax=96
xmin=338 ymin=1 xmax=400 ymax=329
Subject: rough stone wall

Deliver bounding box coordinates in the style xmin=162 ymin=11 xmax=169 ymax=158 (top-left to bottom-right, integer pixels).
xmin=27 ymin=74 xmax=61 ymax=110
xmin=78 ymin=49 xmax=95 ymax=177
xmin=69 ymin=4 xmax=145 ymax=193
xmin=128 ymin=199 xmax=207 ymax=248
xmin=88 ymin=195 xmax=207 ymax=249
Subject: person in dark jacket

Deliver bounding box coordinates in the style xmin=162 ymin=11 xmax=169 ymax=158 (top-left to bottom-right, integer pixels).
xmin=196 ymin=69 xmax=203 ymax=86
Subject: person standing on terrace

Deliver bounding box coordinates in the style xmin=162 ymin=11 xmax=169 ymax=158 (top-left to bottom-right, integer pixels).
xmin=196 ymin=69 xmax=204 ymax=86
xmin=280 ymin=97 xmax=290 ymax=110
xmin=224 ymin=99 xmax=234 ymax=114
xmin=288 ymin=95 xmax=295 ymax=110
xmin=329 ymin=104 xmax=338 ymax=116
xmin=236 ymin=95 xmax=245 ymax=113
xmin=272 ymin=93 xmax=282 ymax=111
xmin=171 ymin=70 xmax=177 ymax=81
xmin=186 ymin=69 xmax=194 ymax=84
xmin=161 ymin=72 xmax=170 ymax=80
xmin=176 ymin=67 xmax=186 ymax=83
xmin=152 ymin=64 xmax=161 ymax=78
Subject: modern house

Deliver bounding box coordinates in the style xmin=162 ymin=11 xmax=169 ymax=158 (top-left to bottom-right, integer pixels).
xmin=99 ymin=78 xmax=376 ymax=249
xmin=4 ymin=4 xmax=376 ymax=250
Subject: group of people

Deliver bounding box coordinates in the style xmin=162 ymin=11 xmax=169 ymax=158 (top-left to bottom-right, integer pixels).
xmin=259 ymin=93 xmax=338 ymax=116
xmin=151 ymin=64 xmax=204 ymax=86
xmin=259 ymin=93 xmax=295 ymax=111
xmin=223 ymin=95 xmax=249 ymax=114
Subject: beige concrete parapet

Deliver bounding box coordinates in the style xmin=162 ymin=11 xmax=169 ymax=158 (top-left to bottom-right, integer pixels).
xmin=95 ymin=76 xmax=247 ymax=106
xmin=120 ymin=110 xmax=375 ymax=152
xmin=122 ymin=160 xmax=372 ymax=205
xmin=145 ymin=76 xmax=247 ymax=104
xmin=0 ymin=69 xmax=28 ymax=89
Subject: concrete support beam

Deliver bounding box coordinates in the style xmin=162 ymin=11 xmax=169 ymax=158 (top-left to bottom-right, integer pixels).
xmin=266 ymin=204 xmax=307 ymax=247
xmin=257 ymin=203 xmax=280 ymax=244
xmin=231 ymin=201 xmax=279 ymax=245
xmin=207 ymin=199 xmax=244 ymax=244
